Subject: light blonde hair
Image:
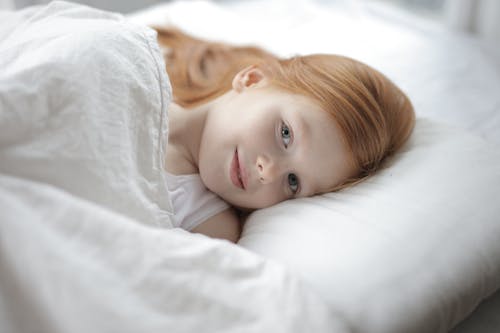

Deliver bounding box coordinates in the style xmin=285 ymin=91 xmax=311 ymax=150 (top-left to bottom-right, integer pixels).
xmin=154 ymin=27 xmax=415 ymax=191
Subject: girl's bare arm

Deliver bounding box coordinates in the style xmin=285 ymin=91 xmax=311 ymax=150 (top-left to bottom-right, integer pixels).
xmin=191 ymin=209 xmax=242 ymax=243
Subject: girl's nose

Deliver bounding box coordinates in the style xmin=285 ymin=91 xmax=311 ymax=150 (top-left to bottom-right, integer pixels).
xmin=256 ymin=155 xmax=281 ymax=184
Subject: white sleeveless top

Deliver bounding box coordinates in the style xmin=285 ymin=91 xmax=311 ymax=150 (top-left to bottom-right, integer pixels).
xmin=164 ymin=171 xmax=230 ymax=231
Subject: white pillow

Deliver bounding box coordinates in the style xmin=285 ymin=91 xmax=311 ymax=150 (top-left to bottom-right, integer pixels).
xmin=239 ymin=119 xmax=500 ymax=333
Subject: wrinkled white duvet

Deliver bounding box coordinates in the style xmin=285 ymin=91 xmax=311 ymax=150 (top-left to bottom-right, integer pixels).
xmin=0 ymin=2 xmax=343 ymax=332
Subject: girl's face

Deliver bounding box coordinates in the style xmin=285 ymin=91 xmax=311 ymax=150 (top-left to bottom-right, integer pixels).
xmin=198 ymin=70 xmax=355 ymax=210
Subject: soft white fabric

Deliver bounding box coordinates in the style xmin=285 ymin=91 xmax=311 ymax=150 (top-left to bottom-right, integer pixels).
xmin=0 ymin=2 xmax=344 ymax=332
xmin=165 ymin=171 xmax=229 ymax=230
xmin=0 ymin=0 xmax=13 ymax=10
xmin=0 ymin=1 xmax=173 ymax=227
xmin=0 ymin=173 xmax=344 ymax=333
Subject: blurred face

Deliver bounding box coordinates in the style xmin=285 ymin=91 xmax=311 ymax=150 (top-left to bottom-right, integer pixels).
xmin=198 ymin=68 xmax=355 ymax=210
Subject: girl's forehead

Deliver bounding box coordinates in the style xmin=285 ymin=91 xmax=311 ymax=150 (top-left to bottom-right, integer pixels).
xmin=267 ymin=91 xmax=325 ymax=119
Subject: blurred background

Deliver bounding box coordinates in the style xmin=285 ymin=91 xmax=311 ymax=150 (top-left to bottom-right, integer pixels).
xmin=1 ymin=0 xmax=498 ymax=47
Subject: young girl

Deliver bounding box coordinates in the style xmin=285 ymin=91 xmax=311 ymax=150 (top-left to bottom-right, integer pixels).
xmin=155 ymin=28 xmax=415 ymax=243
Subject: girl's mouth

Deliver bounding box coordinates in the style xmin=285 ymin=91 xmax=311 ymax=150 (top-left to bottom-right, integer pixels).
xmin=230 ymin=148 xmax=246 ymax=190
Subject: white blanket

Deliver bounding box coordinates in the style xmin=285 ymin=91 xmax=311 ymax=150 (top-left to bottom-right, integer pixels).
xmin=0 ymin=174 xmax=343 ymax=333
xmin=0 ymin=2 xmax=343 ymax=332
xmin=0 ymin=1 xmax=173 ymax=227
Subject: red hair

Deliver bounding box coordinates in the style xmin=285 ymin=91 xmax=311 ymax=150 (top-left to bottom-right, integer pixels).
xmin=154 ymin=27 xmax=415 ymax=190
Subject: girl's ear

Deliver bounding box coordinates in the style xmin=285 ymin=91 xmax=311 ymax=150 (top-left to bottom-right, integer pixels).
xmin=232 ymin=65 xmax=269 ymax=92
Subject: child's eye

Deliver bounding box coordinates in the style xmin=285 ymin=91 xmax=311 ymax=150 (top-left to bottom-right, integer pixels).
xmin=288 ymin=173 xmax=300 ymax=194
xmin=281 ymin=122 xmax=292 ymax=148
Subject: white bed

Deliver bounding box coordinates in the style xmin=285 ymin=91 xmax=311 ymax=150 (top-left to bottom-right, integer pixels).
xmin=1 ymin=1 xmax=499 ymax=332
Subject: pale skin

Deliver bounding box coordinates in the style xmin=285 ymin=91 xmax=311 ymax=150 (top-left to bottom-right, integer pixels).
xmin=165 ymin=66 xmax=356 ymax=243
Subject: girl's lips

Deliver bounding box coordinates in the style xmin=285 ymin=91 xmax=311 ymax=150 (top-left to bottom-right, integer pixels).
xmin=230 ymin=149 xmax=246 ymax=190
